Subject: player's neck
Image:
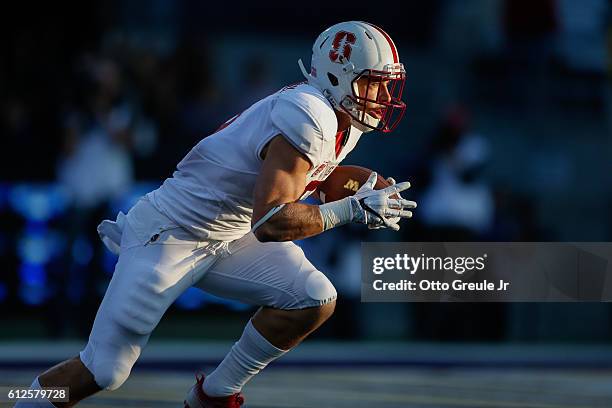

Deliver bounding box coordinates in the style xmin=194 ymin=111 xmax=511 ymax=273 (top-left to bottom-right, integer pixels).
xmin=334 ymin=109 xmax=352 ymax=133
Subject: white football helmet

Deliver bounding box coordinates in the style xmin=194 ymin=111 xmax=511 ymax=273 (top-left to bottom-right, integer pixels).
xmin=298 ymin=21 xmax=406 ymax=133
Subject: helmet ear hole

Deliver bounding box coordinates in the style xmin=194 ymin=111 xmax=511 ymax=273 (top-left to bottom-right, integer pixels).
xmin=327 ymin=73 xmax=339 ymax=86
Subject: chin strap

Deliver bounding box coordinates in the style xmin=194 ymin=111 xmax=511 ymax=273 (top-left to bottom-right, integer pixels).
xmin=353 ymin=120 xmax=376 ymax=133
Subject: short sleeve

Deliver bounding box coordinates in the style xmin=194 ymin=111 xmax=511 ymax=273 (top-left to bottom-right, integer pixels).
xmin=270 ymin=89 xmax=337 ymax=167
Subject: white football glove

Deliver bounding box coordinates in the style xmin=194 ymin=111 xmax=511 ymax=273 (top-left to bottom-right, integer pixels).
xmin=349 ymin=172 xmax=416 ymax=231
xmin=382 ymin=177 xmax=403 ymax=227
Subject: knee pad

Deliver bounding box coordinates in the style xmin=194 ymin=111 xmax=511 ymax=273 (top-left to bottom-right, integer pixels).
xmin=285 ymin=269 xmax=337 ymax=309
xmin=305 ymin=270 xmax=337 ymax=305
xmin=80 ymin=339 xmax=139 ymax=391
xmin=92 ymin=360 xmax=131 ymax=391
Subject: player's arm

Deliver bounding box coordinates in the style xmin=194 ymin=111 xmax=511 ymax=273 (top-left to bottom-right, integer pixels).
xmin=252 ymin=136 xmax=416 ymax=242
xmin=252 ymin=135 xmax=323 ymax=242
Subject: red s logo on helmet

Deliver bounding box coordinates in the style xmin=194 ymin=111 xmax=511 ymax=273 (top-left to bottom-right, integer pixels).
xmin=329 ymin=31 xmax=356 ymax=63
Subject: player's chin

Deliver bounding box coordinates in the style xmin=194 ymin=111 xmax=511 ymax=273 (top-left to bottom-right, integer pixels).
xmin=367 ymin=109 xmax=384 ymax=120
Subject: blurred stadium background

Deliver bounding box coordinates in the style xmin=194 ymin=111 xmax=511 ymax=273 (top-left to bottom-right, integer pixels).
xmin=1 ymin=1 xmax=612 ymax=406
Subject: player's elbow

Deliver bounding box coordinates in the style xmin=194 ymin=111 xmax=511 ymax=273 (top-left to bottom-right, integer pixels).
xmin=254 ymin=222 xmax=278 ymax=242
xmin=254 ymin=222 xmax=291 ymax=242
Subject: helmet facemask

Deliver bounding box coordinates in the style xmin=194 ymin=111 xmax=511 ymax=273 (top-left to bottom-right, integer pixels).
xmin=341 ymin=64 xmax=406 ymax=133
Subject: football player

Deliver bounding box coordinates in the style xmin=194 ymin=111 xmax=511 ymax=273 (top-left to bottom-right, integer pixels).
xmin=16 ymin=21 xmax=416 ymax=408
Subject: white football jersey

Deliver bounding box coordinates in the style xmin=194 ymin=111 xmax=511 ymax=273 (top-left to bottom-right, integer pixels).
xmin=147 ymin=83 xmax=363 ymax=241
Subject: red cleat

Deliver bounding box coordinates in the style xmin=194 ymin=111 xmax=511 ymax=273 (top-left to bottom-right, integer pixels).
xmin=184 ymin=374 xmax=245 ymax=408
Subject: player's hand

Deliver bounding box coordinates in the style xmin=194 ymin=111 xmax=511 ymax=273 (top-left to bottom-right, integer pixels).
xmin=382 ymin=176 xmax=407 ymax=228
xmin=349 ymin=172 xmax=416 ymax=231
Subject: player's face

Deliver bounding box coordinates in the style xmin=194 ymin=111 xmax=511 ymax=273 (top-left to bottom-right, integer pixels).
xmin=355 ymin=75 xmax=392 ymax=119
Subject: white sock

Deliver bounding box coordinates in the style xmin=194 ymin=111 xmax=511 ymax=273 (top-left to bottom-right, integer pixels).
xmin=203 ymin=319 xmax=287 ymax=397
xmin=13 ymin=377 xmax=55 ymax=407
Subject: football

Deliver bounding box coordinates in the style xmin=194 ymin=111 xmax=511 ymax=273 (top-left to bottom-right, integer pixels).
xmin=316 ymin=165 xmax=393 ymax=203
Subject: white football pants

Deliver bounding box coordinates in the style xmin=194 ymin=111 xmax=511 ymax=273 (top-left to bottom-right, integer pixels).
xmin=79 ymin=198 xmax=336 ymax=390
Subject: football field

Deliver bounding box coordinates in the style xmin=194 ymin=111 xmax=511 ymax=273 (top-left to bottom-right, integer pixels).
xmin=2 ymin=342 xmax=612 ymax=407
xmin=1 ymin=366 xmax=612 ymax=408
